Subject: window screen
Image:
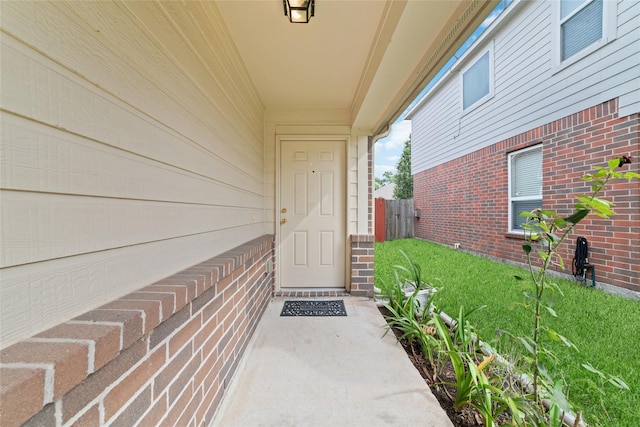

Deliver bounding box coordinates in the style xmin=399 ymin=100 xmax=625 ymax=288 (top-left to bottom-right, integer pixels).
xmin=512 ymin=200 xmax=542 ymax=230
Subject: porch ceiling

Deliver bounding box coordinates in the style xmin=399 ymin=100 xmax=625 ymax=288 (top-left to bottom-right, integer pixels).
xmin=215 ymin=0 xmax=498 ymax=135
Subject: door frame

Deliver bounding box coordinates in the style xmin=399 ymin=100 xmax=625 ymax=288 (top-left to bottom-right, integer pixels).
xmin=275 ymin=135 xmax=349 ymax=292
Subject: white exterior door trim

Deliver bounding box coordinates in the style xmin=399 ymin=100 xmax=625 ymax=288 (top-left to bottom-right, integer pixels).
xmin=275 ymin=135 xmax=349 ymax=292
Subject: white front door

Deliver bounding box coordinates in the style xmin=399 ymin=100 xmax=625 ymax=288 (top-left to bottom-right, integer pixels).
xmin=279 ymin=139 xmax=345 ymax=288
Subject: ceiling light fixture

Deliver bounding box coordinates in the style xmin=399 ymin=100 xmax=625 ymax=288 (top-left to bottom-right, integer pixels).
xmin=283 ymin=0 xmax=315 ymax=24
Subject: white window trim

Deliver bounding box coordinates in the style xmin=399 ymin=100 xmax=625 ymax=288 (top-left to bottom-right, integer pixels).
xmin=508 ymin=145 xmax=542 ymax=234
xmin=460 ymin=41 xmax=495 ymax=114
xmin=551 ymin=0 xmax=617 ymax=73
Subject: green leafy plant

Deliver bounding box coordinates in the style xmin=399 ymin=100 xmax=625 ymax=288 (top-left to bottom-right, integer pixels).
xmin=378 ymin=249 xmax=437 ymax=322
xmin=383 ymin=252 xmax=532 ymax=426
xmin=467 ymin=354 xmax=512 ymax=427
xmin=451 ymin=305 xmax=486 ymax=354
xmin=431 ymin=305 xmax=486 ymax=371
xmin=443 ymin=351 xmax=521 ymax=427
xmin=446 ymin=350 xmax=476 ymax=409
xmin=430 ymin=306 xmax=524 ymax=427
xmin=516 ymin=155 xmax=637 ymax=416
xmin=381 ymin=252 xmax=441 ymax=366
xmin=383 ymin=300 xmax=440 ymax=368
xmin=393 ymin=249 xmax=430 ymax=288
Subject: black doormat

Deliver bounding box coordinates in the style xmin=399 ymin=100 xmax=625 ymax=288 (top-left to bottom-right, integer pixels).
xmin=280 ymin=300 xmax=347 ymax=317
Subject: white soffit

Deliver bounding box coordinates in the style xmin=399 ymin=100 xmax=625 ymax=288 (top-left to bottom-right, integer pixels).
xmin=215 ymin=0 xmax=498 ymax=134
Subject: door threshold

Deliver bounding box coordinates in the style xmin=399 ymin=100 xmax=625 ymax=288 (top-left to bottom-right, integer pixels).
xmin=275 ymin=288 xmax=349 ymax=298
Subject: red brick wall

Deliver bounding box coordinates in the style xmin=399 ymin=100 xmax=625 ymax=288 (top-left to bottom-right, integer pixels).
xmin=0 ymin=235 xmax=274 ymax=427
xmin=351 ymin=234 xmax=375 ymax=297
xmin=414 ymin=99 xmax=639 ymax=292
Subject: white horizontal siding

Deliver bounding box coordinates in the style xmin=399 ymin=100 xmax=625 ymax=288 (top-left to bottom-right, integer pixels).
xmin=0 ymin=1 xmax=265 ymax=346
xmin=1 ymin=191 xmax=262 ymax=267
xmin=412 ymin=0 xmax=640 ymax=173
xmin=0 ymin=5 xmax=264 ymax=185
xmin=411 ymin=84 xmax=460 ymax=171
xmin=0 ymin=114 xmax=262 ymax=209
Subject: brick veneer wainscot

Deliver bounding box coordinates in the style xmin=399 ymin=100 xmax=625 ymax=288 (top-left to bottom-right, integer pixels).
xmin=350 ymin=234 xmax=375 ymax=297
xmin=0 ymin=235 xmax=275 ymax=427
xmin=414 ymin=98 xmax=639 ymax=292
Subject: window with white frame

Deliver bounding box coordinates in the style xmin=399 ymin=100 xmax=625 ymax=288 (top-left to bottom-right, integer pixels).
xmin=462 ymin=46 xmax=493 ymax=111
xmin=508 ymin=146 xmax=542 ymax=232
xmin=555 ymin=0 xmax=616 ymax=65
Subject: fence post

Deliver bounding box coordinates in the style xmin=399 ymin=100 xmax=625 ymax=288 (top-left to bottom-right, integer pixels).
xmin=375 ymin=198 xmax=386 ymax=242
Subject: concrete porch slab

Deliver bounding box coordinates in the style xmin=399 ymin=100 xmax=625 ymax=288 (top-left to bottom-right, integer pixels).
xmin=211 ymin=297 xmax=452 ymax=426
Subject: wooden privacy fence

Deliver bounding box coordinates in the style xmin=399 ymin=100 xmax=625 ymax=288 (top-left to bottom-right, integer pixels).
xmin=375 ymin=198 xmax=414 ymax=242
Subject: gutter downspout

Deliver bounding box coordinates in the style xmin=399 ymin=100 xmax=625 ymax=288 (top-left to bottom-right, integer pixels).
xmin=372 ymin=123 xmax=392 ymax=145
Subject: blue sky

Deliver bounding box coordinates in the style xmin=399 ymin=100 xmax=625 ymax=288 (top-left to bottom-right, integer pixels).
xmin=373 ymin=0 xmax=511 ymax=179
xmin=374 ymin=119 xmax=412 ymax=178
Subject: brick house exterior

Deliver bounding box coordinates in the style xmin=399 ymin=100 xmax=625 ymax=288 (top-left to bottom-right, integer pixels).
xmin=408 ymin=0 xmax=640 ymax=295
xmin=414 ymin=99 xmax=639 ymax=293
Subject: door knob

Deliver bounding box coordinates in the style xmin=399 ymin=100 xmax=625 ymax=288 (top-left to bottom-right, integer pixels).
xmin=280 ymin=218 xmax=287 ymax=225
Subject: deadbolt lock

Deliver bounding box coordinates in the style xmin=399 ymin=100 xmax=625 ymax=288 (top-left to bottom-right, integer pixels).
xmin=281 ymin=208 xmax=287 ymax=214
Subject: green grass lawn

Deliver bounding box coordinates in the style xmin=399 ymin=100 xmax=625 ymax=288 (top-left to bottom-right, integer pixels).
xmin=375 ymin=238 xmax=640 ymax=427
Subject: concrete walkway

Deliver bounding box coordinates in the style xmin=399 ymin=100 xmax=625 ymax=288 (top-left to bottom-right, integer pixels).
xmin=211 ymin=297 xmax=452 ymax=427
